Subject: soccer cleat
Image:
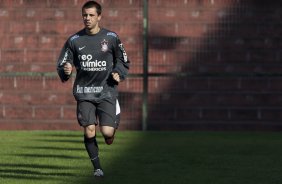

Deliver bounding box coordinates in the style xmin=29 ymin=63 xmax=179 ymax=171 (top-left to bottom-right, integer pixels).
xmin=94 ymin=169 xmax=104 ymax=177
xmin=105 ymin=136 xmax=114 ymax=145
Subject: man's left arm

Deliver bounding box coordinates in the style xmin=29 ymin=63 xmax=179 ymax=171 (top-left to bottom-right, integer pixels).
xmin=112 ymin=37 xmax=130 ymax=82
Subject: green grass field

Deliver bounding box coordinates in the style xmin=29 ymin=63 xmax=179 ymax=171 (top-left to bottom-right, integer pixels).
xmin=0 ymin=130 xmax=282 ymax=184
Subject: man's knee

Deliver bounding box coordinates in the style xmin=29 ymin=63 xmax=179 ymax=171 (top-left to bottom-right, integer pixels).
xmin=84 ymin=124 xmax=96 ymax=138
xmin=100 ymin=126 xmax=115 ymax=138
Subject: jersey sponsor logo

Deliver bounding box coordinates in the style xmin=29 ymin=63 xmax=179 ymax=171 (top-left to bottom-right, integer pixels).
xmin=119 ymin=43 xmax=128 ymax=62
xmin=107 ymin=32 xmax=117 ymax=37
xmin=78 ymin=54 xmax=107 ymax=71
xmin=101 ymin=39 xmax=108 ymax=52
xmin=81 ymin=60 xmax=106 ymax=68
xmin=76 ymin=85 xmax=103 ymax=94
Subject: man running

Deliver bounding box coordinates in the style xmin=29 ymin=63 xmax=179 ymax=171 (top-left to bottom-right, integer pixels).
xmin=57 ymin=0 xmax=130 ymax=177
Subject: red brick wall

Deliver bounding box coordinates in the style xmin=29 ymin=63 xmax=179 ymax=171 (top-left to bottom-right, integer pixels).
xmin=0 ymin=0 xmax=281 ymax=130
xmin=0 ymin=0 xmax=143 ymax=130
xmin=146 ymin=0 xmax=282 ymax=130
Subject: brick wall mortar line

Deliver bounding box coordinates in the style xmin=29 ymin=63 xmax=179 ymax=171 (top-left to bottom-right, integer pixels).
xmin=32 ymin=106 xmax=35 ymax=118
xmin=42 ymin=76 xmax=46 ymax=89
xmin=13 ymin=77 xmax=17 ymax=88
xmin=60 ymin=106 xmax=64 ymax=119
xmin=2 ymin=105 xmax=5 ymax=118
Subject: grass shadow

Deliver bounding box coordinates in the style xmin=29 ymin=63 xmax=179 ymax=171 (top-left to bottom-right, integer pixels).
xmin=12 ymin=153 xmax=84 ymax=159
xmin=0 ymin=163 xmax=71 ymax=169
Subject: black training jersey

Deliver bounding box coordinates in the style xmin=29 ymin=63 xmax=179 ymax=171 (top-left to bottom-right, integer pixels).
xmin=57 ymin=28 xmax=130 ymax=102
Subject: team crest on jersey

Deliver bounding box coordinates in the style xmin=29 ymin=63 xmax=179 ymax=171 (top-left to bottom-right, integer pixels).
xmin=101 ymin=39 xmax=108 ymax=52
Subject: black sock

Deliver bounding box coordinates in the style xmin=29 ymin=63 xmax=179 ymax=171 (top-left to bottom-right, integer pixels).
xmin=84 ymin=135 xmax=102 ymax=170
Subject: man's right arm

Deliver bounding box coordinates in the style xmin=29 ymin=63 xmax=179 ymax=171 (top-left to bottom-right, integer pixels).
xmin=57 ymin=41 xmax=74 ymax=82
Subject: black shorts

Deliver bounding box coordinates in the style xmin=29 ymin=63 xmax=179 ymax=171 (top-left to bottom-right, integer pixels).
xmin=76 ymin=98 xmax=120 ymax=128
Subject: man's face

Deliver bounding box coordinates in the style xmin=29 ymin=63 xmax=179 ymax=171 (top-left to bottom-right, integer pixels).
xmin=82 ymin=7 xmax=101 ymax=30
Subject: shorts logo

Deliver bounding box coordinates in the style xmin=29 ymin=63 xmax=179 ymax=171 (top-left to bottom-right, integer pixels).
xmin=101 ymin=39 xmax=108 ymax=52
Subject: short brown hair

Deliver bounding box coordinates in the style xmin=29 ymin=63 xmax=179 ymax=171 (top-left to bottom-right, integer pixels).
xmin=82 ymin=1 xmax=102 ymax=15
